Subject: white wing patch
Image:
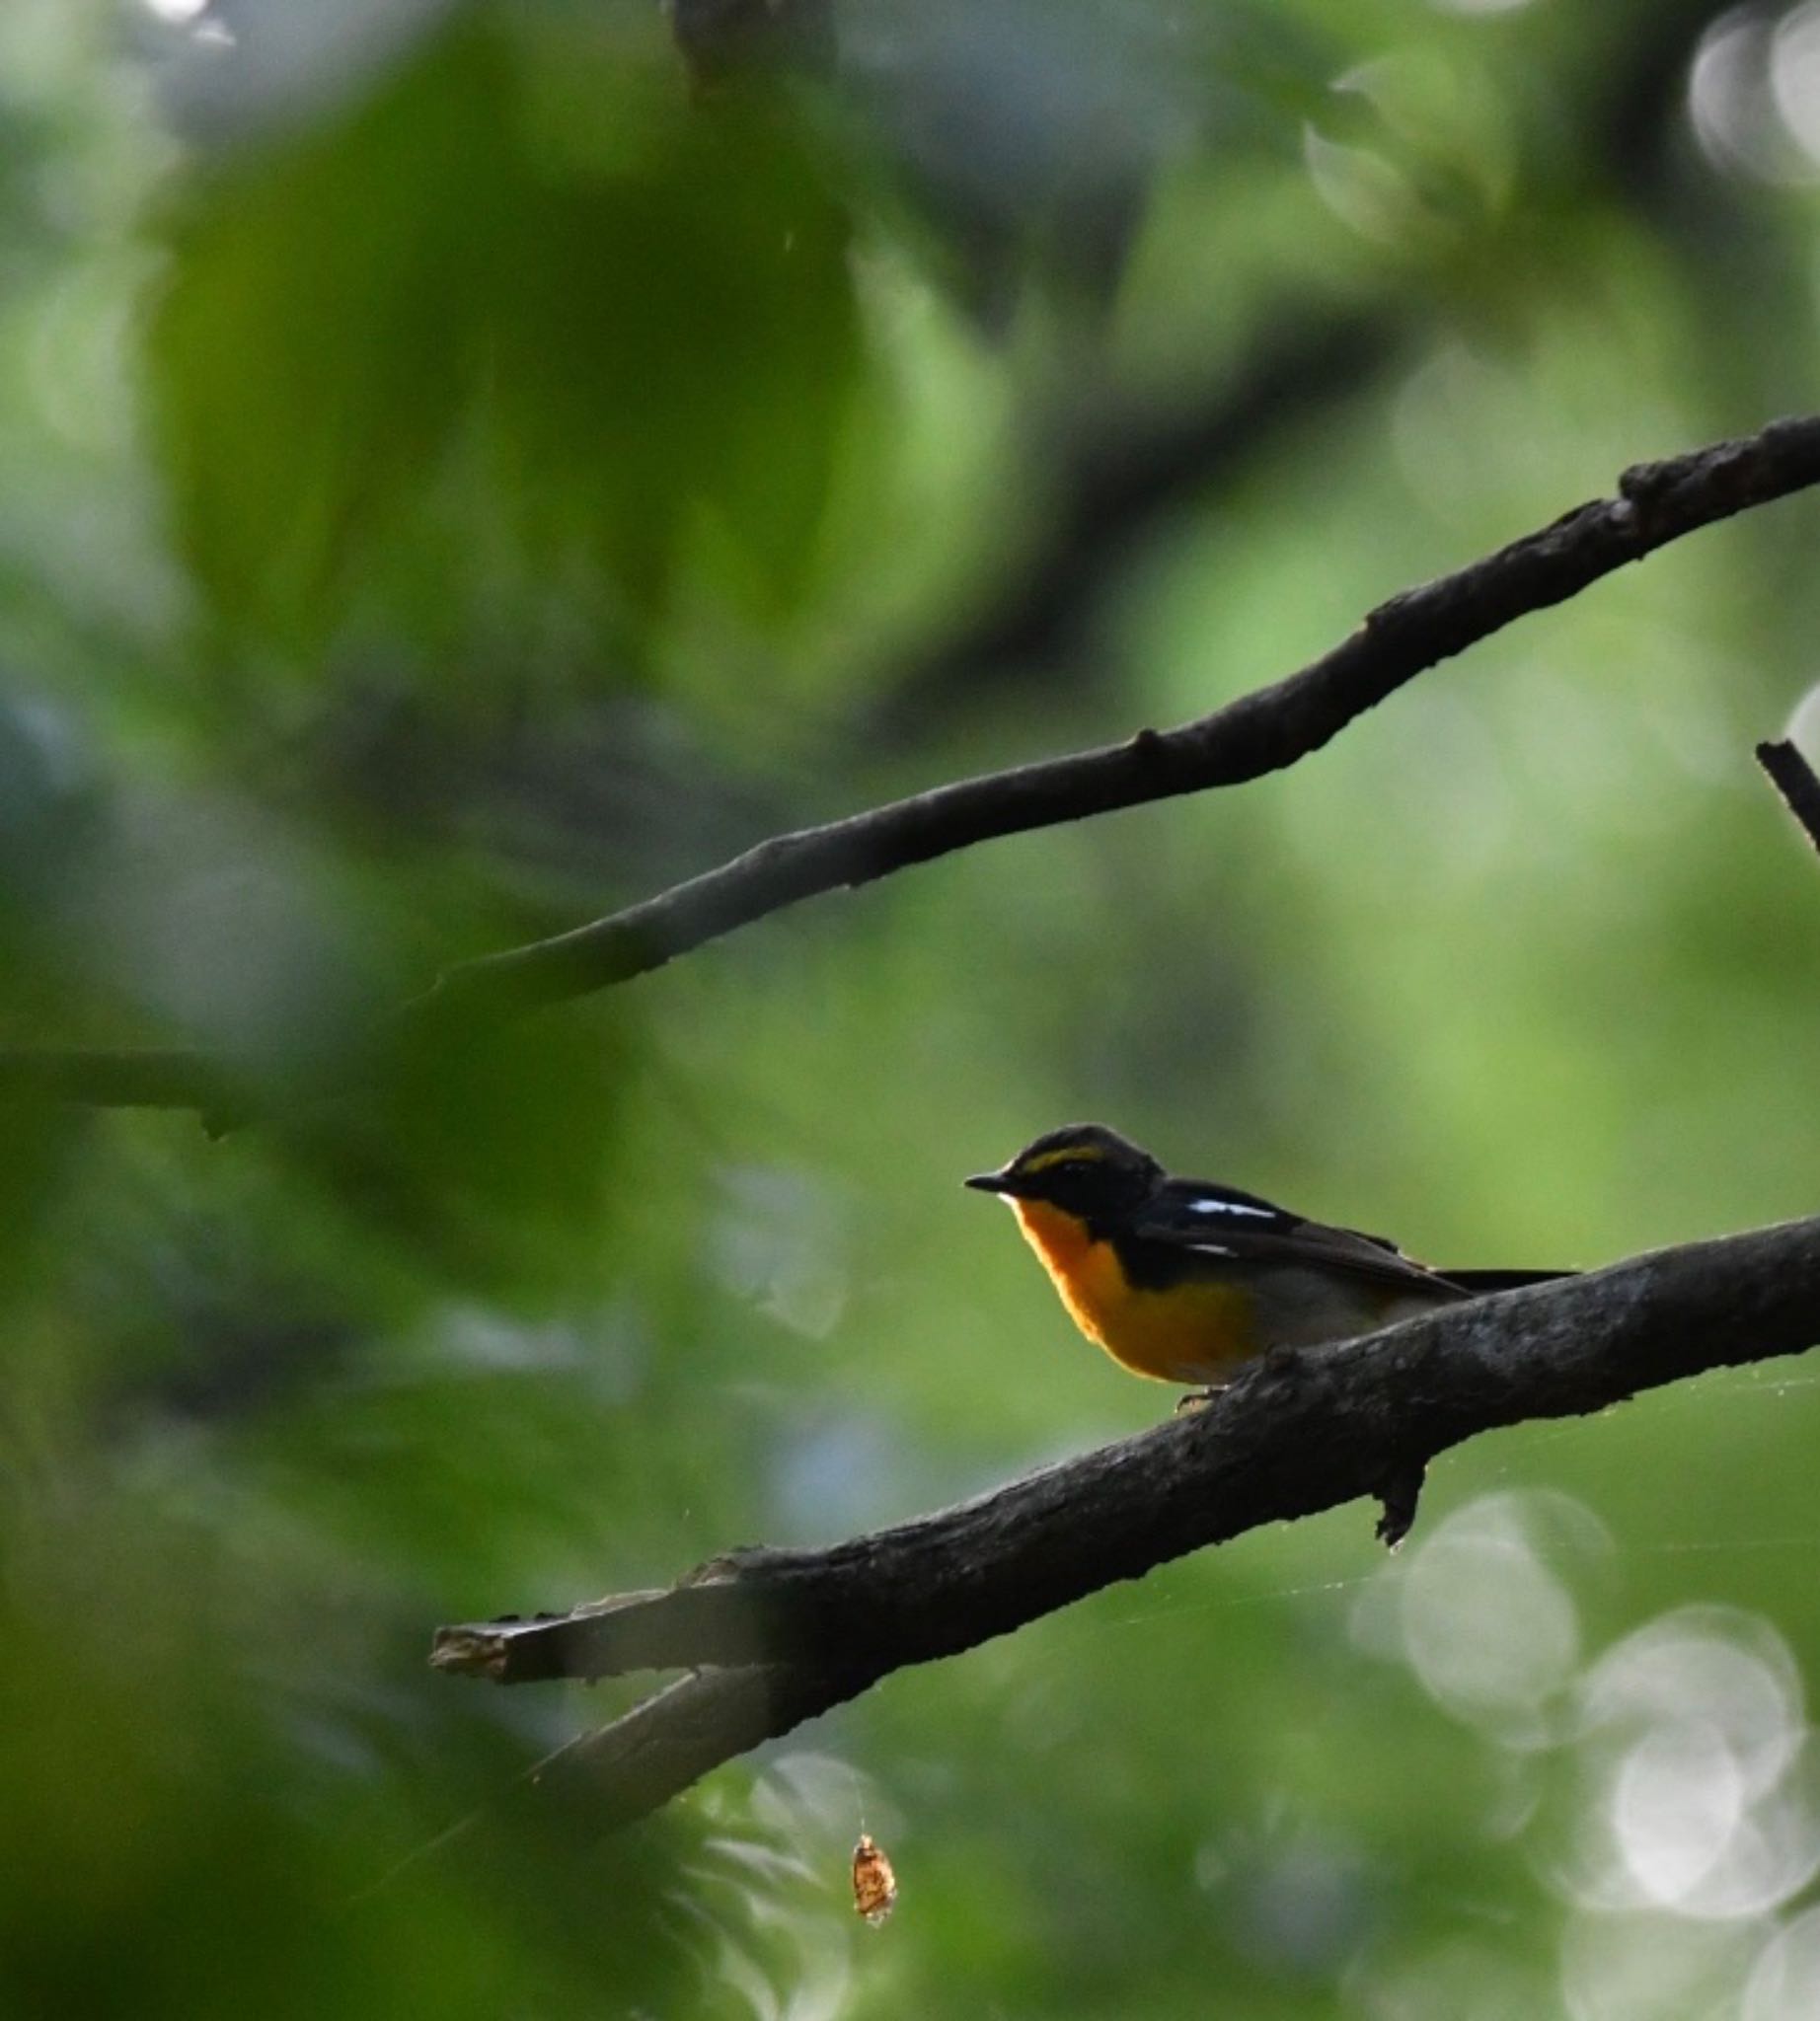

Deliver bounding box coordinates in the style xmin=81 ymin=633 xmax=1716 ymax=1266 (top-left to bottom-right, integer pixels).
xmin=1187 ymin=1198 xmax=1274 ymax=1219
xmin=1187 ymin=1242 xmax=1236 ymax=1257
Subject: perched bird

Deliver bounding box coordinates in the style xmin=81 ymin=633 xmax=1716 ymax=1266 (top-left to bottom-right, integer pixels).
xmin=966 ymin=1123 xmax=1567 ymax=1391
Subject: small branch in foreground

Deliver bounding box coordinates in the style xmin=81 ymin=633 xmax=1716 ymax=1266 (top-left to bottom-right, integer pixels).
xmin=1756 ymin=738 xmax=1820 ymax=859
xmin=432 ymin=1214 xmax=1820 ymax=1826
xmin=9 ymin=414 xmax=1820 ymax=1115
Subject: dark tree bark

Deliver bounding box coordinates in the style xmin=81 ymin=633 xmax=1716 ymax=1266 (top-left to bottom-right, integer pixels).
xmin=432 ymin=1214 xmax=1820 ymax=1830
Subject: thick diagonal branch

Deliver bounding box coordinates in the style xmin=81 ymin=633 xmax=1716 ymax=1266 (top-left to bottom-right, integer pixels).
xmin=9 ymin=414 xmax=1820 ymax=1112
xmin=431 ymin=1213 xmax=1820 ymax=1826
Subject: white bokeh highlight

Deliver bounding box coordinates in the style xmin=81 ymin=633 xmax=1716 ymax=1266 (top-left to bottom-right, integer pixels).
xmin=1559 ymin=1609 xmax=1820 ymax=1921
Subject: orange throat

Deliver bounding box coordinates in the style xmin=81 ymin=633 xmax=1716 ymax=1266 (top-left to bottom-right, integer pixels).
xmin=1006 ymin=1197 xmax=1257 ymax=1385
xmin=1010 ymin=1198 xmax=1112 ymax=1344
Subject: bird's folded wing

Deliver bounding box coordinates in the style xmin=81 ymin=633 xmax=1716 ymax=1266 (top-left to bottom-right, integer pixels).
xmin=1134 ymin=1186 xmax=1465 ymax=1296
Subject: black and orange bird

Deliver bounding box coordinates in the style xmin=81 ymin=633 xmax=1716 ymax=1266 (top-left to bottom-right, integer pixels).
xmin=967 ymin=1123 xmax=1568 ymax=1392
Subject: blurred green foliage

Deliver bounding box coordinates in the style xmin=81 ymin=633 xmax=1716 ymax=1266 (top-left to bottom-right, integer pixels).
xmin=152 ymin=18 xmax=863 ymax=645
xmin=6 ymin=0 xmax=1820 ymax=2015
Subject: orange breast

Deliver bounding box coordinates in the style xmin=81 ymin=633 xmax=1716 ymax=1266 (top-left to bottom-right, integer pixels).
xmin=1010 ymin=1200 xmax=1258 ymax=1385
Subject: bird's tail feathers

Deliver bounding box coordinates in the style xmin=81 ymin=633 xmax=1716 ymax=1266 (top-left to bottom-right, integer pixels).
xmin=1443 ymin=1267 xmax=1573 ymax=1296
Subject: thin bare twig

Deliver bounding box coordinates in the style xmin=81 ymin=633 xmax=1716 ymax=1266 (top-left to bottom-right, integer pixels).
xmin=433 ymin=1213 xmax=1820 ymax=1827
xmin=417 ymin=416 xmax=1820 ymax=1019
xmin=1756 ymin=738 xmax=1820 ymax=859
xmin=8 ymin=415 xmax=1820 ymax=1114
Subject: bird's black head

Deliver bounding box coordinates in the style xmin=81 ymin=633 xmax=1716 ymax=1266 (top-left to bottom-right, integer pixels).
xmin=965 ymin=1123 xmax=1164 ymax=1224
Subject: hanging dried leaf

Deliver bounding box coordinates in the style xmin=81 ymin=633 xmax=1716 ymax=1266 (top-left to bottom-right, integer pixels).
xmin=850 ymin=1833 xmax=897 ymax=1926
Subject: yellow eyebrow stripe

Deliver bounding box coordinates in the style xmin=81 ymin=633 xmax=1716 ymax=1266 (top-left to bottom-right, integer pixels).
xmin=1020 ymin=1145 xmax=1106 ymax=1174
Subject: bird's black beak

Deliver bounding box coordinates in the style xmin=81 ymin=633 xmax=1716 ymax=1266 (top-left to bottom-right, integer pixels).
xmin=964 ymin=1168 xmax=1018 ymax=1196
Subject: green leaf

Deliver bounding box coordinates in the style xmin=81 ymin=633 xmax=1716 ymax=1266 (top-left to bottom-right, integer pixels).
xmin=147 ymin=19 xmax=863 ymax=650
